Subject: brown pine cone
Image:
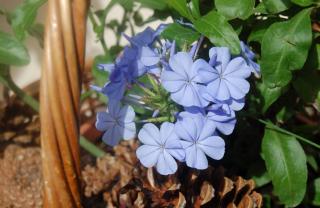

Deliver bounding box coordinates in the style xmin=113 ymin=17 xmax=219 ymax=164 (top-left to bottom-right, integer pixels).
xmin=82 ymin=141 xmax=262 ymax=208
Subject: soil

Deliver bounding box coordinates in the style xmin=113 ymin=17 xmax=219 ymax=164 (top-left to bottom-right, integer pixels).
xmin=0 ymin=100 xmax=42 ymax=208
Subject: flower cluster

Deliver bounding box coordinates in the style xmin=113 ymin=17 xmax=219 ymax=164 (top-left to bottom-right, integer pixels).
xmin=95 ymin=25 xmax=260 ymax=175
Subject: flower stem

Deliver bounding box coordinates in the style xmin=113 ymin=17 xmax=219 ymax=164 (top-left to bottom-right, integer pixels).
xmin=0 ymin=69 xmax=39 ymax=112
xmin=141 ymin=116 xmax=170 ymax=123
xmin=88 ymin=9 xmax=109 ymax=55
xmin=80 ymin=136 xmax=106 ymax=158
xmin=258 ymin=119 xmax=320 ymax=149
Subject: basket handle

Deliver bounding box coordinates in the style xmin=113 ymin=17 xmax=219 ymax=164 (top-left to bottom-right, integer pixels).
xmin=40 ymin=0 xmax=88 ymax=207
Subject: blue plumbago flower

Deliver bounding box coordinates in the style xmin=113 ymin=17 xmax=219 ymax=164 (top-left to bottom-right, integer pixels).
xmin=96 ymin=101 xmax=136 ymax=146
xmin=206 ymin=104 xmax=236 ymax=135
xmin=179 ymin=105 xmax=236 ymax=136
xmin=161 ymin=52 xmax=211 ymax=107
xmin=240 ymin=41 xmax=260 ymax=77
xmin=175 ymin=116 xmax=225 ymax=169
xmin=136 ymin=122 xmax=185 ymax=175
xmin=99 ymin=27 xmax=167 ymax=101
xmin=198 ymin=47 xmax=251 ymax=102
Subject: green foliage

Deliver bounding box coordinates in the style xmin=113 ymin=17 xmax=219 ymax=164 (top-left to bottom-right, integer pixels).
xmin=262 ymin=128 xmax=307 ymax=206
xmin=312 ymin=178 xmax=320 ymax=206
xmin=0 ymin=30 xmax=30 ymax=66
xmin=263 ymin=0 xmax=292 ymax=13
xmin=214 ymin=0 xmax=255 ymax=20
xmin=260 ymin=9 xmax=312 ymax=112
xmin=194 ymin=11 xmax=240 ymax=54
xmin=291 ymin=0 xmax=317 ymax=6
xmin=161 ymin=23 xmax=200 ymax=46
xmin=166 ymin=0 xmax=194 ymax=21
xmin=9 ymin=0 xmax=46 ymax=41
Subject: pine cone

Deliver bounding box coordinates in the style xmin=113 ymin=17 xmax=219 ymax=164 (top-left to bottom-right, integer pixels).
xmin=82 ymin=141 xmax=262 ymax=208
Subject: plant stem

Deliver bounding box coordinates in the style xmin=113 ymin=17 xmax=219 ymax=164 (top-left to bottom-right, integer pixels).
xmin=80 ymin=136 xmax=106 ymax=158
xmin=141 ymin=116 xmax=170 ymax=123
xmin=0 ymin=71 xmax=39 ymax=112
xmin=88 ymin=9 xmax=109 ymax=55
xmin=259 ymin=119 xmax=320 ymax=149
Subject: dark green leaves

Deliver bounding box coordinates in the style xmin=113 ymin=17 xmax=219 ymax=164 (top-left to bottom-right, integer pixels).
xmin=0 ymin=30 xmax=30 ymax=66
xmin=166 ymin=0 xmax=193 ymax=20
xmin=215 ymin=0 xmax=255 ymax=20
xmin=262 ymin=128 xmax=307 ymax=206
xmin=161 ymin=23 xmax=200 ymax=46
xmin=263 ymin=0 xmax=292 ymax=13
xmin=312 ymin=178 xmax=320 ymax=206
xmin=260 ymin=9 xmax=312 ymax=111
xmin=9 ymin=0 xmax=46 ymax=41
xmin=194 ymin=11 xmax=240 ymax=54
xmin=291 ymin=0 xmax=316 ymax=6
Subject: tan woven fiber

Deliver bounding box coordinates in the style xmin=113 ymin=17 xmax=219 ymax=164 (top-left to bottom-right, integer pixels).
xmin=40 ymin=0 xmax=88 ymax=207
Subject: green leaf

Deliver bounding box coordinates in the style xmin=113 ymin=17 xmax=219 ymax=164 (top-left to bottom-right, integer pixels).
xmin=262 ymin=128 xmax=307 ymax=206
xmin=10 ymin=0 xmax=46 ymax=41
xmin=167 ymin=0 xmax=193 ymax=21
xmin=215 ymin=0 xmax=255 ymax=20
xmin=248 ymin=19 xmax=277 ymax=43
xmin=189 ymin=0 xmax=200 ymax=19
xmin=117 ymin=0 xmax=134 ymax=10
xmin=0 ymin=30 xmax=30 ymax=66
xmin=194 ymin=11 xmax=240 ymax=54
xmin=291 ymin=0 xmax=316 ymax=6
xmin=27 ymin=23 xmax=44 ymax=48
xmin=161 ymin=23 xmax=200 ymax=46
xmin=312 ymin=178 xmax=320 ymax=206
xmin=263 ymin=0 xmax=292 ymax=13
xmin=260 ymin=9 xmax=312 ymax=111
xmin=136 ymin=0 xmax=167 ymax=10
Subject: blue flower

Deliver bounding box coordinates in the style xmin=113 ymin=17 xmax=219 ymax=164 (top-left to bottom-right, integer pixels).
xmin=198 ymin=47 xmax=251 ymax=102
xmin=161 ymin=52 xmax=211 ymax=107
xmin=136 ymin=122 xmax=185 ymax=175
xmin=179 ymin=105 xmax=236 ymax=136
xmin=175 ymin=116 xmax=225 ymax=170
xmin=96 ymin=101 xmax=136 ymax=146
xmin=240 ymin=41 xmax=260 ymax=77
xmin=206 ymin=104 xmax=236 ymax=135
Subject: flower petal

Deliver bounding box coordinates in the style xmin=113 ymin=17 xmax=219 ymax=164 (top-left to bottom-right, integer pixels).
xmin=175 ymin=117 xmax=197 ymax=142
xmin=141 ymin=47 xmax=160 ymax=66
xmin=122 ymin=122 xmax=136 ymax=140
xmin=161 ymin=70 xmax=186 ymax=93
xmin=96 ymin=112 xmax=114 ymax=131
xmin=160 ymin=122 xmax=175 ymax=143
xmin=223 ymin=57 xmax=251 ymax=78
xmin=224 ymin=78 xmax=250 ymax=99
xmin=169 ymin=52 xmax=193 ymax=77
xmin=119 ymin=105 xmax=135 ymax=123
xmin=198 ymin=136 xmax=225 ymax=160
xmin=185 ymin=145 xmax=208 ymax=169
xmin=198 ymin=119 xmax=216 ymax=141
xmin=103 ymin=80 xmax=126 ymax=101
xmin=156 ymin=151 xmax=178 ymax=175
xmin=102 ymin=125 xmax=122 ymax=146
xmin=138 ymin=123 xmax=161 ymax=145
xmin=209 ymin=47 xmax=231 ymax=73
xmin=215 ymin=119 xmax=236 ymax=135
xmin=191 ymin=59 xmax=215 ymax=83
xmin=136 ymin=145 xmax=161 ymax=167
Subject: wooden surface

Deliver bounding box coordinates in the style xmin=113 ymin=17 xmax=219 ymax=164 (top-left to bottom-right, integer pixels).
xmin=40 ymin=0 xmax=88 ymax=207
